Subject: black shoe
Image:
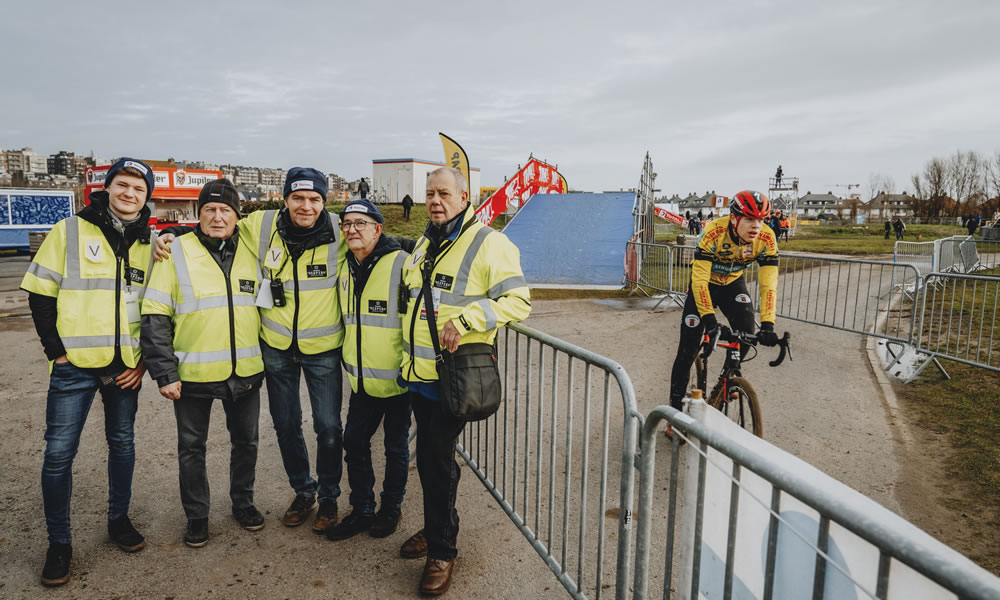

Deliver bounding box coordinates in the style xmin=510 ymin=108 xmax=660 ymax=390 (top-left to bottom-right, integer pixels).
xmin=184 ymin=518 xmax=209 ymax=548
xmin=370 ymin=506 xmax=402 ymax=538
xmin=325 ymin=510 xmax=375 ymax=541
xmin=108 ymin=514 xmax=146 ymax=552
xmin=40 ymin=543 xmax=72 ymax=587
xmin=233 ymin=505 xmax=265 ymax=531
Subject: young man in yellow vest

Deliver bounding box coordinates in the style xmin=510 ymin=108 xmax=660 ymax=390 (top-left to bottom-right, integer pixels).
xmin=140 ymin=178 xmax=265 ymax=548
xmin=152 ymin=168 xmax=348 ymax=533
xmin=325 ymin=199 xmax=411 ymax=541
xmin=22 ymin=157 xmax=157 ymax=586
xmin=397 ymin=167 xmax=531 ymax=596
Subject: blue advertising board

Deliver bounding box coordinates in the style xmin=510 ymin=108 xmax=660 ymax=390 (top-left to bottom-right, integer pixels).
xmin=0 ymin=189 xmax=75 ymax=250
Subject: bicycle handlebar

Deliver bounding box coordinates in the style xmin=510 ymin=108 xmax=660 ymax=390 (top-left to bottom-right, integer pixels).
xmin=703 ymin=326 xmax=792 ymax=367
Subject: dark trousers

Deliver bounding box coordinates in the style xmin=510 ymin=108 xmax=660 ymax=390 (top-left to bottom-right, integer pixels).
xmin=42 ymin=362 xmax=139 ymax=544
xmin=173 ymin=390 xmax=260 ymax=520
xmin=669 ymin=279 xmax=756 ymax=409
xmin=343 ymin=390 xmax=411 ymax=513
xmin=410 ymin=391 xmax=466 ymax=561
xmin=403 ymin=206 xmax=411 ymax=220
xmin=261 ymin=342 xmax=343 ymax=502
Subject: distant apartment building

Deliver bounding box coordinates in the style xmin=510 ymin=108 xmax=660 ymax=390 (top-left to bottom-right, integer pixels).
xmin=233 ymin=167 xmax=260 ymax=187
xmin=48 ymin=151 xmax=78 ymax=178
xmin=23 ymin=149 xmax=48 ymax=174
xmin=799 ymin=191 xmax=841 ymax=217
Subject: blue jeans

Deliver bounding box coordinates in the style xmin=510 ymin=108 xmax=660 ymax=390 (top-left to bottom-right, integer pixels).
xmin=343 ymin=390 xmax=411 ymax=513
xmin=42 ymin=361 xmax=139 ymax=544
xmin=261 ymin=342 xmax=343 ymax=502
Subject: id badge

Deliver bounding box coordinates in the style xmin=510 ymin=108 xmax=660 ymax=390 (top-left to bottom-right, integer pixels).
xmin=125 ymin=288 xmax=141 ymax=323
xmin=432 ymin=288 xmax=441 ymax=316
xmin=256 ymin=278 xmax=275 ymax=308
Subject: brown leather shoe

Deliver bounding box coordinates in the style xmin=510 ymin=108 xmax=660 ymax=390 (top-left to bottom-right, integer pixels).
xmin=419 ymin=558 xmax=455 ymax=596
xmin=311 ymin=499 xmax=338 ymax=534
xmin=400 ymin=529 xmax=428 ymax=559
xmin=281 ymin=494 xmax=316 ymax=527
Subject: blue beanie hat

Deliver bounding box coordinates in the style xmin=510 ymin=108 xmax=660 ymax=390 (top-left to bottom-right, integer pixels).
xmin=284 ymin=167 xmax=328 ymax=199
xmin=340 ymin=198 xmax=384 ymax=224
xmin=105 ymin=157 xmax=155 ymax=202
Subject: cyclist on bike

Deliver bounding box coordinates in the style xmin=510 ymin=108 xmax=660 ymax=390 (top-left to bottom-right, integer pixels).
xmin=668 ymin=190 xmax=781 ymax=417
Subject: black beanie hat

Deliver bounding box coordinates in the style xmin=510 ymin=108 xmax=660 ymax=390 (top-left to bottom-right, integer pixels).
xmin=197 ymin=178 xmax=241 ymax=217
xmin=283 ymin=167 xmax=328 ymax=199
xmin=105 ymin=157 xmax=155 ymax=202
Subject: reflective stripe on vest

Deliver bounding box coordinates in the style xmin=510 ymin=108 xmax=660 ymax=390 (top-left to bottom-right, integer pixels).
xmin=257 ymin=210 xmax=345 ymax=353
xmin=167 ymin=234 xmax=263 ymax=381
xmin=53 ymin=218 xmax=152 ymax=367
xmin=341 ymin=249 xmax=407 ymax=397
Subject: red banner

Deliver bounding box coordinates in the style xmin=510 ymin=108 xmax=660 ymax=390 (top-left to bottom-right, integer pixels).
xmin=475 ymin=158 xmax=566 ymax=225
xmin=84 ymin=165 xmax=223 ymax=201
xmin=654 ymin=205 xmax=687 ymax=227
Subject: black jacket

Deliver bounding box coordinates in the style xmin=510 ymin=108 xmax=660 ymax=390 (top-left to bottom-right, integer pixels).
xmin=27 ymin=191 xmax=151 ymax=373
xmin=140 ymin=226 xmax=263 ymax=400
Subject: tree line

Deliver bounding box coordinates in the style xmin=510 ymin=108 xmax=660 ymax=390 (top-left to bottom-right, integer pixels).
xmin=909 ymin=150 xmax=1000 ymax=219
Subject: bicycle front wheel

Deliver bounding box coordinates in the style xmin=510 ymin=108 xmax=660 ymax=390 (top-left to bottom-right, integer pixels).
xmin=709 ymin=376 xmax=763 ymax=438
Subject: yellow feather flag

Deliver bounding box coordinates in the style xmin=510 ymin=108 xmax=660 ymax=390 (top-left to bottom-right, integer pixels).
xmin=439 ymin=132 xmax=471 ymax=197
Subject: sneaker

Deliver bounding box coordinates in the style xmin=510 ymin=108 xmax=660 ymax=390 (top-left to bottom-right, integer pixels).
xmin=40 ymin=543 xmax=72 ymax=587
xmin=370 ymin=506 xmax=402 ymax=539
xmin=108 ymin=514 xmax=146 ymax=552
xmin=325 ymin=510 xmax=375 ymax=541
xmin=184 ymin=518 xmax=209 ymax=548
xmin=281 ymin=494 xmax=316 ymax=527
xmin=233 ymin=505 xmax=265 ymax=531
xmin=311 ymin=499 xmax=338 ymax=534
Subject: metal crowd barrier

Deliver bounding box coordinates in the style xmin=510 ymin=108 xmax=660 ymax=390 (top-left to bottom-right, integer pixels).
xmin=766 ymin=253 xmax=920 ymax=344
xmin=632 ymin=401 xmax=1000 ymax=600
xmin=912 ymin=272 xmax=1000 ymax=375
xmin=893 ymin=240 xmax=936 ymax=277
xmin=457 ymin=321 xmax=641 ymax=600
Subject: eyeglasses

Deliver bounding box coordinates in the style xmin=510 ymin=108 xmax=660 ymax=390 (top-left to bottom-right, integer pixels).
xmin=340 ymin=221 xmax=375 ymax=231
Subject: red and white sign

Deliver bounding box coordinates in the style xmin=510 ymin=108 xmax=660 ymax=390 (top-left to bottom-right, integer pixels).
xmin=85 ymin=165 xmax=223 ymax=201
xmin=475 ymin=158 xmax=567 ymax=226
xmin=654 ymin=204 xmax=687 ymax=227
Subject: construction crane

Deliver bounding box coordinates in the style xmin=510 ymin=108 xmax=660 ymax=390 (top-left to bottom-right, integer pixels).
xmin=825 ymin=183 xmax=862 ymax=200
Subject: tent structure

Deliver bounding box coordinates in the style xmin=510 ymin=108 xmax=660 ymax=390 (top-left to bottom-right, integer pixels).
xmin=502 ymin=192 xmax=636 ymax=288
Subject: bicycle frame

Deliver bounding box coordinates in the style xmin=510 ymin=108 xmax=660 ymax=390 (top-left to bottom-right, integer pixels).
xmin=696 ymin=339 xmax=746 ymax=413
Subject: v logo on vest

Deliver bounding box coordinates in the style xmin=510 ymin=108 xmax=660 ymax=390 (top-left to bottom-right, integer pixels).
xmin=265 ymin=247 xmax=283 ymax=269
xmin=85 ymin=240 xmax=103 ymax=262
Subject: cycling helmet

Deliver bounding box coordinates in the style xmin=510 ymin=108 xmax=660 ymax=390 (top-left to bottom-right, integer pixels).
xmin=730 ymin=190 xmax=770 ymax=219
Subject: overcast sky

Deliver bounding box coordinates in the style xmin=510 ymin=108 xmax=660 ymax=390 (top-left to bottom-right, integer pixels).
xmin=3 ymin=0 xmax=998 ymax=197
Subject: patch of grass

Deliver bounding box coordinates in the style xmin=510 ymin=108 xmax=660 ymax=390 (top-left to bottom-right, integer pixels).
xmin=781 ymin=224 xmax=970 ymax=255
xmin=529 ymin=288 xmax=633 ymax=300
xmin=903 ymin=361 xmax=1000 ymax=506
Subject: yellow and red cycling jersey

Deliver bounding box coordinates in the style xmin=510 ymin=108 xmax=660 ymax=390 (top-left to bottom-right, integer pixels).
xmin=690 ymin=216 xmax=779 ymax=322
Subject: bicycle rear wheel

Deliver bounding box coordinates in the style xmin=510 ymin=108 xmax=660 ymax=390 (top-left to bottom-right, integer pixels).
xmin=708 ymin=376 xmax=763 ymax=438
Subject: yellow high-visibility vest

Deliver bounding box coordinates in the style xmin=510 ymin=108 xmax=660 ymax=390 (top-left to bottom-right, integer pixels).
xmin=21 ymin=216 xmax=157 ymax=369
xmin=245 ymin=210 xmax=346 ymax=354
xmin=141 ymin=232 xmax=263 ymax=382
xmin=339 ymin=249 xmax=408 ymax=397
xmin=400 ymin=209 xmax=531 ymax=383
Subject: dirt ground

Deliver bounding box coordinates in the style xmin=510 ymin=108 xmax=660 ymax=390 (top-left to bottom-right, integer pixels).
xmin=0 ymin=289 xmax=995 ymax=597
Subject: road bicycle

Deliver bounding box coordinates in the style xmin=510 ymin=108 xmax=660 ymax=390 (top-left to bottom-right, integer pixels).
xmin=692 ymin=325 xmax=791 ymax=438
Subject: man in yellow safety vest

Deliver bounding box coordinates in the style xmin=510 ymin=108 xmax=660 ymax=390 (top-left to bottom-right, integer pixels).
xmin=140 ymin=178 xmax=265 ymax=548
xmin=22 ymin=157 xmax=157 ymax=586
xmin=152 ymin=167 xmax=348 ymax=534
xmin=397 ymin=167 xmax=531 ymax=596
xmin=325 ymin=199 xmax=411 ymax=542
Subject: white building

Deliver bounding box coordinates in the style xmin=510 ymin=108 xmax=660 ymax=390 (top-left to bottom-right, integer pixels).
xmin=372 ymin=158 xmax=481 ymax=205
